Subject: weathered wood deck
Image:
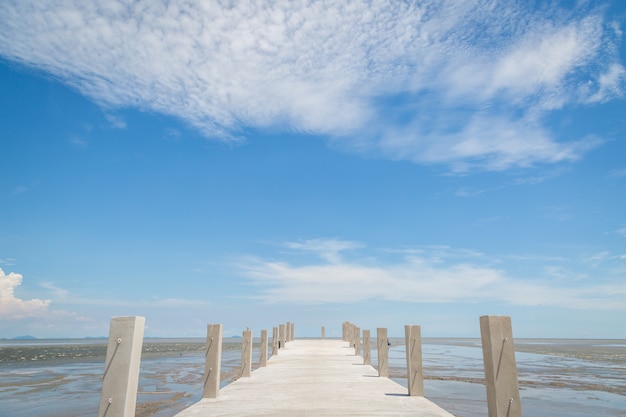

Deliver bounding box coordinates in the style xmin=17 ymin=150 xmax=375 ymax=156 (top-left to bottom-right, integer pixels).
xmin=173 ymin=339 xmax=454 ymax=417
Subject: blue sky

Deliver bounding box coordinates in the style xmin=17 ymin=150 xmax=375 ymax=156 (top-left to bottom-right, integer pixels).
xmin=1 ymin=0 xmax=625 ymax=339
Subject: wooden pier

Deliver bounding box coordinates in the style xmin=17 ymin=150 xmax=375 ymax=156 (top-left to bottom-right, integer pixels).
xmin=173 ymin=339 xmax=454 ymax=417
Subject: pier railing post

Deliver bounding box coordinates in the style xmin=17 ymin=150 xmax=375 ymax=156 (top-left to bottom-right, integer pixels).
xmin=272 ymin=326 xmax=279 ymax=356
xmin=203 ymin=324 xmax=223 ymax=398
xmin=242 ymin=329 xmax=252 ymax=377
xmin=322 ymin=326 xmax=325 ymax=339
xmin=376 ymin=327 xmax=388 ymax=377
xmin=286 ymin=321 xmax=291 ymax=343
xmin=354 ymin=326 xmax=361 ymax=356
xmin=350 ymin=323 xmax=356 ymax=349
xmin=260 ymin=329 xmax=268 ymax=367
xmin=404 ymin=325 xmax=424 ymax=396
xmin=480 ymin=315 xmax=522 ymax=417
xmin=279 ymin=324 xmax=286 ymax=349
xmin=291 ymin=322 xmax=295 ymax=340
xmin=363 ymin=329 xmax=371 ymax=365
xmin=349 ymin=322 xmax=353 ymax=342
xmin=98 ymin=316 xmax=145 ymax=417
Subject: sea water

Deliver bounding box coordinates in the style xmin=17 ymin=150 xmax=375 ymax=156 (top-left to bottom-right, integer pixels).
xmin=0 ymin=338 xmax=624 ymax=417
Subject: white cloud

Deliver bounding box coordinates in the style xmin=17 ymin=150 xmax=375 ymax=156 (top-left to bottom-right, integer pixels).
xmin=239 ymin=240 xmax=626 ymax=310
xmin=487 ymin=18 xmax=601 ymax=104
xmin=0 ymin=268 xmax=51 ymax=319
xmin=586 ymin=63 xmax=626 ymax=103
xmin=0 ymin=1 xmax=621 ymax=170
xmin=285 ymin=238 xmax=362 ymax=264
xmin=104 ymin=113 xmax=127 ymax=129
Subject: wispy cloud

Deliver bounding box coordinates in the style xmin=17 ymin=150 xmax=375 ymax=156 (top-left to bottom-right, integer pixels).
xmin=540 ymin=204 xmax=574 ymax=222
xmin=455 ymin=167 xmax=567 ymax=197
xmin=455 ymin=185 xmax=506 ymax=198
xmin=40 ymin=282 xmax=70 ymax=298
xmin=69 ymin=135 xmax=88 ymax=148
xmin=0 ymin=268 xmax=51 ymax=319
xmin=104 ymin=113 xmax=127 ymax=129
xmin=0 ymin=1 xmax=622 ymax=171
xmin=239 ymin=239 xmax=626 ymax=310
xmin=285 ymin=238 xmax=362 ymax=264
xmin=38 ymin=282 xmax=210 ymax=309
xmin=607 ymin=167 xmax=626 ymax=178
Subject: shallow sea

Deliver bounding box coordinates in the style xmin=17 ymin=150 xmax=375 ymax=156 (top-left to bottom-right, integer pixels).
xmin=0 ymin=337 xmax=624 ymax=417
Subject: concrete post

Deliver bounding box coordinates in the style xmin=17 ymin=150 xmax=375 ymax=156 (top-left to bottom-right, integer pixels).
xmin=377 ymin=327 xmax=388 ymax=377
xmin=284 ymin=323 xmax=288 ymax=346
xmin=272 ymin=326 xmax=279 ymax=356
xmin=342 ymin=322 xmax=348 ymax=341
xmin=349 ymin=324 xmax=355 ymax=348
xmin=480 ymin=315 xmax=522 ymax=417
xmin=241 ymin=329 xmax=252 ymax=377
xmin=98 ymin=316 xmax=145 ymax=417
xmin=286 ymin=322 xmax=291 ymax=343
xmin=279 ymin=324 xmax=286 ymax=349
xmin=291 ymin=322 xmax=295 ymax=340
xmin=363 ymin=329 xmax=371 ymax=365
xmin=203 ymin=324 xmax=222 ymax=398
xmin=404 ymin=325 xmax=424 ymax=396
xmin=260 ymin=329 xmax=268 ymax=367
xmin=354 ymin=326 xmax=361 ymax=356
xmin=321 ymin=326 xmax=325 ymax=339
xmin=345 ymin=321 xmax=353 ymax=343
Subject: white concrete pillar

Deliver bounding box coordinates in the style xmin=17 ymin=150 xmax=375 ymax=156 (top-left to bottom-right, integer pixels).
xmin=349 ymin=324 xmax=355 ymax=348
xmin=377 ymin=327 xmax=388 ymax=377
xmin=279 ymin=324 xmax=286 ymax=349
xmin=348 ymin=324 xmax=352 ymax=347
xmin=354 ymin=326 xmax=361 ymax=356
xmin=404 ymin=325 xmax=424 ymax=396
xmin=480 ymin=315 xmax=522 ymax=417
xmin=260 ymin=329 xmax=268 ymax=367
xmin=98 ymin=316 xmax=145 ymax=417
xmin=363 ymin=329 xmax=371 ymax=365
xmin=241 ymin=329 xmax=252 ymax=377
xmin=272 ymin=326 xmax=278 ymax=356
xmin=203 ymin=324 xmax=222 ymax=398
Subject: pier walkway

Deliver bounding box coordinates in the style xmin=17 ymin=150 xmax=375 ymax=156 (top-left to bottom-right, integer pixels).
xmin=173 ymin=339 xmax=454 ymax=417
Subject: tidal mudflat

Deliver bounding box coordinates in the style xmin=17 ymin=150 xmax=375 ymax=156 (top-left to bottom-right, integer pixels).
xmin=0 ymin=337 xmax=624 ymax=417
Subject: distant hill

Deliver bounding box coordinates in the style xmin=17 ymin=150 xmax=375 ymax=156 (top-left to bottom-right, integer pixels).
xmin=13 ymin=335 xmax=37 ymax=340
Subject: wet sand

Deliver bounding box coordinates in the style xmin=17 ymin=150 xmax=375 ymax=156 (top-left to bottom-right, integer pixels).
xmin=0 ymin=337 xmax=624 ymax=417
